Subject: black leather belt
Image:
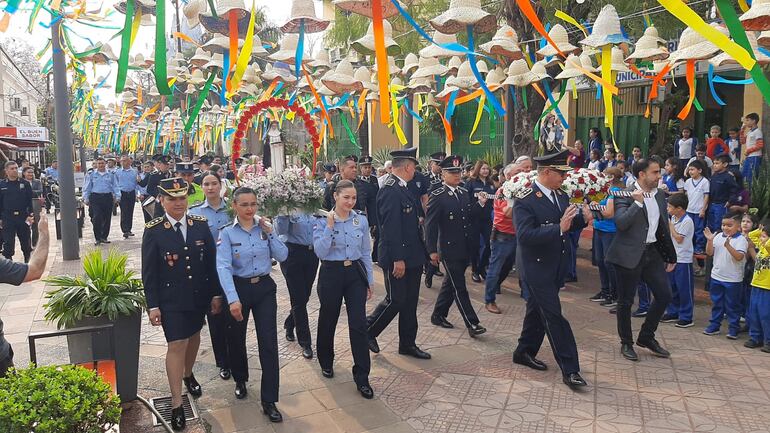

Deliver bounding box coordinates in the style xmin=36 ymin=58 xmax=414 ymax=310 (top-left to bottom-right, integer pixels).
xmin=322 ymin=259 xmax=359 ymax=267
xmin=287 ymin=242 xmax=313 ymax=251
xmin=233 ymin=275 xmax=271 ymax=284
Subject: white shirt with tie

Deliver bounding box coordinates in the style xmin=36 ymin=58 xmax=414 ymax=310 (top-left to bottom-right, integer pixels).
xmin=166 ymin=213 xmax=188 ymax=242
xmin=633 ymin=182 xmax=659 ymax=244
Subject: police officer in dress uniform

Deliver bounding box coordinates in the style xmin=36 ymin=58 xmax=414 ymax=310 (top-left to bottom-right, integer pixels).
xmin=366 ymin=148 xmax=431 ymax=360
xmin=193 ymin=156 xmax=213 ymax=185
xmin=275 ymin=212 xmax=319 ymax=359
xmin=357 ymin=156 xmax=380 ymax=262
xmin=188 ymin=170 xmax=233 ymax=380
xmin=176 ymin=163 xmax=205 ymax=206
xmin=139 ymin=155 xmax=173 ymax=218
xmin=425 ymin=155 xmax=487 ymax=337
xmin=512 ymin=151 xmax=592 ymax=390
xmin=313 ymin=179 xmax=375 ymax=399
xmin=423 ymin=152 xmax=446 ymax=288
xmin=217 ymin=187 xmax=287 ymax=423
xmin=0 ymin=161 xmax=33 ymax=262
xmin=142 ymin=178 xmax=224 ymax=431
xmin=323 ymin=155 xmax=368 ymax=215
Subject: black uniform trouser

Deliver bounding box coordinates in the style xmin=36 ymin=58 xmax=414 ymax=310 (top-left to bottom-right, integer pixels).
xmin=433 ymin=260 xmax=480 ymax=328
xmin=317 ymin=261 xmax=370 ymax=386
xmin=612 ymin=245 xmax=672 ymax=345
xmin=514 ymin=279 xmax=580 ymax=375
xmin=370 ymin=226 xmax=379 ymax=263
xmin=119 ymin=191 xmax=136 ymax=235
xmin=0 ymin=346 xmax=13 ymax=378
xmin=89 ymin=193 xmax=113 ymax=241
xmin=280 ymin=243 xmax=319 ymax=347
xmin=206 ymin=311 xmax=230 ymax=370
xmin=471 ymin=221 xmax=492 ymax=274
xmin=2 ymin=215 xmax=31 ymax=262
xmin=225 ymin=276 xmax=279 ymax=402
xmin=367 ymin=265 xmax=422 ymax=348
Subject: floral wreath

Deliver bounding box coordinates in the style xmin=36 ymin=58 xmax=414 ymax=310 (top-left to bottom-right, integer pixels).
xmin=232 ymin=97 xmax=321 ymax=175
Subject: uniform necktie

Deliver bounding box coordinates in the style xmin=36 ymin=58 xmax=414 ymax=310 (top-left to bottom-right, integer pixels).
xmin=551 ymin=191 xmax=561 ymax=212
xmin=175 ymin=221 xmax=185 ymax=243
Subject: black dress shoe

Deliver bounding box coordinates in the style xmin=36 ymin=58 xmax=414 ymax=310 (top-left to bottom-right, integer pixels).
xmin=285 ymin=328 xmax=295 ymax=342
xmin=562 ymin=372 xmax=588 ymax=390
xmin=358 ymin=383 xmax=374 ymax=399
xmin=434 ymin=269 xmax=444 ymax=277
xmin=219 ymin=368 xmax=231 ymax=380
xmin=471 ymin=273 xmax=482 ymax=283
xmin=621 ymin=343 xmax=639 ymax=361
xmin=301 ymin=345 xmax=314 ymax=359
xmin=565 ymin=276 xmax=577 ymax=283
xmin=170 ymin=405 xmax=186 ymax=431
xmin=425 ymin=275 xmax=433 ymax=288
xmin=636 ymin=338 xmax=670 ymax=358
xmin=262 ymin=402 xmax=283 ymax=423
xmin=127 ymin=232 xmax=135 ymax=237
xmin=368 ymin=336 xmax=380 ymax=353
xmin=512 ymin=352 xmax=548 ymax=371
xmin=321 ymin=368 xmax=334 ymax=378
xmin=94 ymin=240 xmax=101 ymax=246
xmin=398 ymin=346 xmax=431 ymax=359
xmin=468 ymin=324 xmax=486 ymax=338
xmin=183 ymin=373 xmax=202 ymax=397
xmin=101 ymin=239 xmax=111 ymax=244
xmin=431 ymin=315 xmax=454 ymax=328
xmin=234 ymin=381 xmax=248 ymax=399
xmin=123 ymin=233 xmax=129 ymax=239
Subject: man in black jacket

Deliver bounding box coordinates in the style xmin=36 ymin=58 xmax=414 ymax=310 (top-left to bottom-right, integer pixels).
xmin=606 ymin=158 xmax=677 ymax=361
xmin=425 ymin=155 xmax=486 ymax=338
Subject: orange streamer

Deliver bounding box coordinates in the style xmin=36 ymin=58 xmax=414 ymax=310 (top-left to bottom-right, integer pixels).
xmin=172 ymin=32 xmax=202 ymax=47
xmin=371 ymin=0 xmax=390 ymax=124
xmin=226 ymin=10 xmax=238 ymax=92
xmin=677 ymin=60 xmax=696 ymax=120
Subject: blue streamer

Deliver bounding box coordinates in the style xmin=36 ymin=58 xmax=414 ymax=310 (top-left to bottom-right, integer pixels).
xmin=220 ymin=50 xmax=230 ymax=106
xmin=467 ymin=25 xmax=505 ymax=116
xmin=596 ymin=84 xmax=602 ymax=100
xmin=39 ymin=15 xmax=63 ymax=29
xmin=295 ymin=19 xmax=305 ymax=79
xmin=509 ymin=86 xmax=518 ymax=109
xmin=272 ymin=81 xmax=284 ymax=96
xmin=543 ymin=83 xmax=569 ymax=129
xmin=404 ymin=98 xmax=424 ymax=122
xmin=446 ymin=90 xmax=459 ymax=120
xmin=758 ymin=47 xmax=770 ymax=58
xmin=707 ymin=64 xmax=727 ymax=106
xmin=388 ymin=0 xmax=496 ymax=63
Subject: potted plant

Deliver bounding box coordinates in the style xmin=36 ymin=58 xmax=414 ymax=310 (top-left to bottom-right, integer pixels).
xmin=0 ymin=364 xmax=121 ymax=432
xmin=44 ymin=249 xmax=145 ymax=402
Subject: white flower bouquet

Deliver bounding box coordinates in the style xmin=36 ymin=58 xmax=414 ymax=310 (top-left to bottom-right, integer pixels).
xmin=560 ymin=169 xmax=610 ymax=203
xmin=501 ymin=170 xmax=538 ymax=200
xmin=239 ymin=167 xmax=324 ymax=216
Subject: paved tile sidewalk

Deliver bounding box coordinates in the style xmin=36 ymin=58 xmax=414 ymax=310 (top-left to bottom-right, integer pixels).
xmin=2 ymin=210 xmax=770 ymax=432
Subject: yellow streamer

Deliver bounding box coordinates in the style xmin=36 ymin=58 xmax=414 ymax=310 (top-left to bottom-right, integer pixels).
xmin=555 ymin=10 xmax=588 ymax=37
xmin=571 ymin=79 xmax=577 ymax=99
xmin=390 ymin=88 xmax=407 ymax=145
xmin=738 ymin=0 xmax=750 ymax=12
xmin=130 ymin=8 xmax=141 ymax=47
xmin=229 ymin=0 xmax=256 ymax=93
xmin=657 ymin=0 xmax=755 ymax=70
xmin=601 ymin=46 xmax=617 ymax=151
xmin=469 ymin=94 xmax=486 ymax=144
xmin=139 ymin=103 xmax=160 ymax=122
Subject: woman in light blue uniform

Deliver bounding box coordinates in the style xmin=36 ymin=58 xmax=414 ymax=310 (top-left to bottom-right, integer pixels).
xmin=189 ymin=171 xmax=232 ymax=381
xmin=217 ymin=187 xmax=288 ymax=423
xmin=313 ymin=179 xmax=375 ymax=400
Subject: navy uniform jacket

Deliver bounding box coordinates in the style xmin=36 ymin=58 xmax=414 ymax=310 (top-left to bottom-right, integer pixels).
xmin=427 ymin=172 xmax=443 ymax=193
xmin=407 ymin=171 xmax=429 ymax=217
xmin=425 ymin=185 xmax=484 ymax=262
xmin=358 ymin=174 xmax=380 ymax=226
xmin=323 ymin=177 xmax=369 ymax=215
xmin=514 ymin=184 xmax=587 ymax=290
xmin=0 ymin=179 xmax=33 ymax=219
xmin=377 ymin=174 xmax=427 ymax=268
xmin=142 ymin=214 xmax=223 ymax=311
xmin=139 ymin=170 xmax=172 ymax=198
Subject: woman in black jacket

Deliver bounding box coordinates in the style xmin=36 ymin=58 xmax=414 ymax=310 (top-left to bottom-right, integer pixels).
xmin=464 ymin=160 xmax=496 ymax=283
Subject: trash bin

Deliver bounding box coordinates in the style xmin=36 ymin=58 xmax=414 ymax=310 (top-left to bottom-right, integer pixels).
xmin=55 ymin=205 xmax=84 ymax=240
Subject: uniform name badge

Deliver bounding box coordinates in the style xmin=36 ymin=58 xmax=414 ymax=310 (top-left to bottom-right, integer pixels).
xmin=353 ymin=218 xmax=360 ymax=226
xmin=19 ymin=183 xmax=24 ymax=189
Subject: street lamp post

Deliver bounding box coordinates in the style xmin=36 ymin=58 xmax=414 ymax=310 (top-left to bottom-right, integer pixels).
xmin=51 ymin=14 xmax=80 ymax=260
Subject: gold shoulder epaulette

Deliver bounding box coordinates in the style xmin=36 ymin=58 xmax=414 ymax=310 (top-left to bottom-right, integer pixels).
xmin=145 ymin=217 xmax=164 ymax=228
xmin=188 ymin=214 xmax=207 ymax=222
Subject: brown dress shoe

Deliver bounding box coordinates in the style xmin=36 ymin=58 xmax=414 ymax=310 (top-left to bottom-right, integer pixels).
xmin=486 ymin=302 xmax=501 ymax=314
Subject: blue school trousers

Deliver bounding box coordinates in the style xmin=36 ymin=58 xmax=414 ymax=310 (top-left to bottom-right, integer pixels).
xmin=706 ymin=203 xmax=727 ymax=233
xmin=688 ymin=212 xmax=706 ymax=253
xmin=666 ymin=263 xmax=694 ymax=321
xmin=707 ymin=279 xmax=743 ymax=335
xmin=748 ymin=287 xmax=770 ymax=344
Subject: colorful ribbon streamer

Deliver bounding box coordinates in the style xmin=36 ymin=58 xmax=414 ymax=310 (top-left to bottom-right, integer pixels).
xmin=372 ymin=0 xmax=391 ymax=124
xmin=601 ymin=46 xmax=616 ymax=150
xmin=185 ymin=69 xmax=217 ymax=132
xmin=154 ymin=0 xmax=170 ymax=95
xmin=115 ymin=0 xmax=133 ymax=92
xmin=677 ymin=59 xmax=697 ymax=120
xmin=469 ymin=94 xmax=486 ymax=144
xmin=295 ymin=19 xmax=305 ymax=79
xmin=229 ymin=0 xmax=256 ymax=93
xmin=467 ymin=26 xmax=505 ymax=116
xmin=555 ymin=10 xmax=588 ymax=37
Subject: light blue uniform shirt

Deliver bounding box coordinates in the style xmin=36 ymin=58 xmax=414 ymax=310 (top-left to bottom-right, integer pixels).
xmin=83 ymin=170 xmax=120 ymax=202
xmin=137 ymin=172 xmax=149 ymax=196
xmin=45 ymin=167 xmax=59 ymax=182
xmin=275 ymin=214 xmax=315 ymax=246
xmin=217 ymin=217 xmax=289 ymax=304
xmin=189 ymin=199 xmax=231 ymax=240
xmin=313 ymin=211 xmax=374 ymax=286
xmin=115 ymin=167 xmax=139 ymax=193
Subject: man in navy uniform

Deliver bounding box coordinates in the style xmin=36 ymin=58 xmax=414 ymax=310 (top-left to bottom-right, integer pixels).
xmin=322 ymin=155 xmax=369 ymax=216
xmin=512 ymin=150 xmax=592 ymax=390
xmin=366 ymin=148 xmax=430 ymax=359
xmin=139 ymin=155 xmax=173 ymax=218
xmin=423 ymin=152 xmax=446 ymax=288
xmin=358 ymin=156 xmax=380 ymax=262
xmin=0 ymin=161 xmax=33 ymax=262
xmin=425 ymin=155 xmax=487 ymax=337
xmin=142 ymin=177 xmax=223 ymax=431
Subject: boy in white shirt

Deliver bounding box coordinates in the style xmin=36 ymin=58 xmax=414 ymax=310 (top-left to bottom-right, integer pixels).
xmin=683 ymin=159 xmax=710 ymax=255
xmin=741 ymin=112 xmax=764 ymax=186
xmin=703 ymin=212 xmax=748 ymax=339
xmin=661 ymin=194 xmax=695 ymax=328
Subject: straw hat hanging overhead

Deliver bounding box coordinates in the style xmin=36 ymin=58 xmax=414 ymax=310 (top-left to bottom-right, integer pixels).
xmin=480 ymin=25 xmax=523 ymax=60
xmin=759 ymin=31 xmax=770 ymax=47
xmin=430 ymin=0 xmax=497 ymax=35
xmin=485 ymin=66 xmax=506 ymax=88
xmin=199 ymin=0 xmax=255 ymax=37
xmin=609 ymin=47 xmax=630 ymax=72
xmin=332 ymin=0 xmax=403 ymax=19
xmin=419 ymin=31 xmax=463 ymax=59
xmin=183 ymin=0 xmax=207 ymax=28
xmin=536 ymin=24 xmax=579 ymax=59
xmin=372 ymin=56 xmax=402 ymax=75
xmin=445 ymin=60 xmax=478 ymax=90
xmin=710 ymin=33 xmax=770 ymax=67
xmin=667 ymin=23 xmax=728 ymax=66
xmin=446 ymin=56 xmax=462 ymax=75
xmin=554 ymin=54 xmax=586 ymax=80
xmin=323 ymin=58 xmax=365 ymax=94
xmin=190 ymin=48 xmax=212 ymax=68
xmin=502 ymin=60 xmax=540 ymax=87
xmin=579 ymin=4 xmax=629 ymax=48
xmin=354 ymin=66 xmax=377 ymax=91
xmin=407 ymin=77 xmax=433 ymax=94
xmin=351 ymin=19 xmax=401 ymax=56
xmin=202 ymin=35 xmax=245 ymax=54
xmin=115 ymin=0 xmax=156 ymax=15
xmin=251 ymin=35 xmax=268 ymax=56
xmin=269 ymin=34 xmax=302 ymax=63
xmin=310 ymin=50 xmax=332 ymax=70
xmin=740 ymin=0 xmax=770 ymax=31
xmin=411 ymin=56 xmax=450 ymax=78
xmin=281 ymin=0 xmax=330 ymax=33
xmin=402 ymin=53 xmax=419 ymax=76
xmin=625 ymin=27 xmax=670 ymax=63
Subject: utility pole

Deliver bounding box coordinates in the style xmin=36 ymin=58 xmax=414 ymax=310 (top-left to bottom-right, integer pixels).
xmin=51 ymin=11 xmax=80 ymax=260
xmin=174 ymin=0 xmax=183 ymax=53
xmin=503 ymin=89 xmax=515 ymax=164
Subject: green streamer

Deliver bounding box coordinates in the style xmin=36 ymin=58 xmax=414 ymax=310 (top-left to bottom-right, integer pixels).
xmin=185 ymin=69 xmax=218 ymax=132
xmin=154 ymin=0 xmax=171 ymax=95
xmin=693 ymin=97 xmax=704 ymax=112
xmin=522 ymin=87 xmax=528 ymax=110
xmin=341 ymin=113 xmax=357 ymax=146
xmin=115 ymin=0 xmax=134 ymax=93
xmin=488 ymin=97 xmax=496 ymax=140
xmin=207 ymin=0 xmax=218 ymax=17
